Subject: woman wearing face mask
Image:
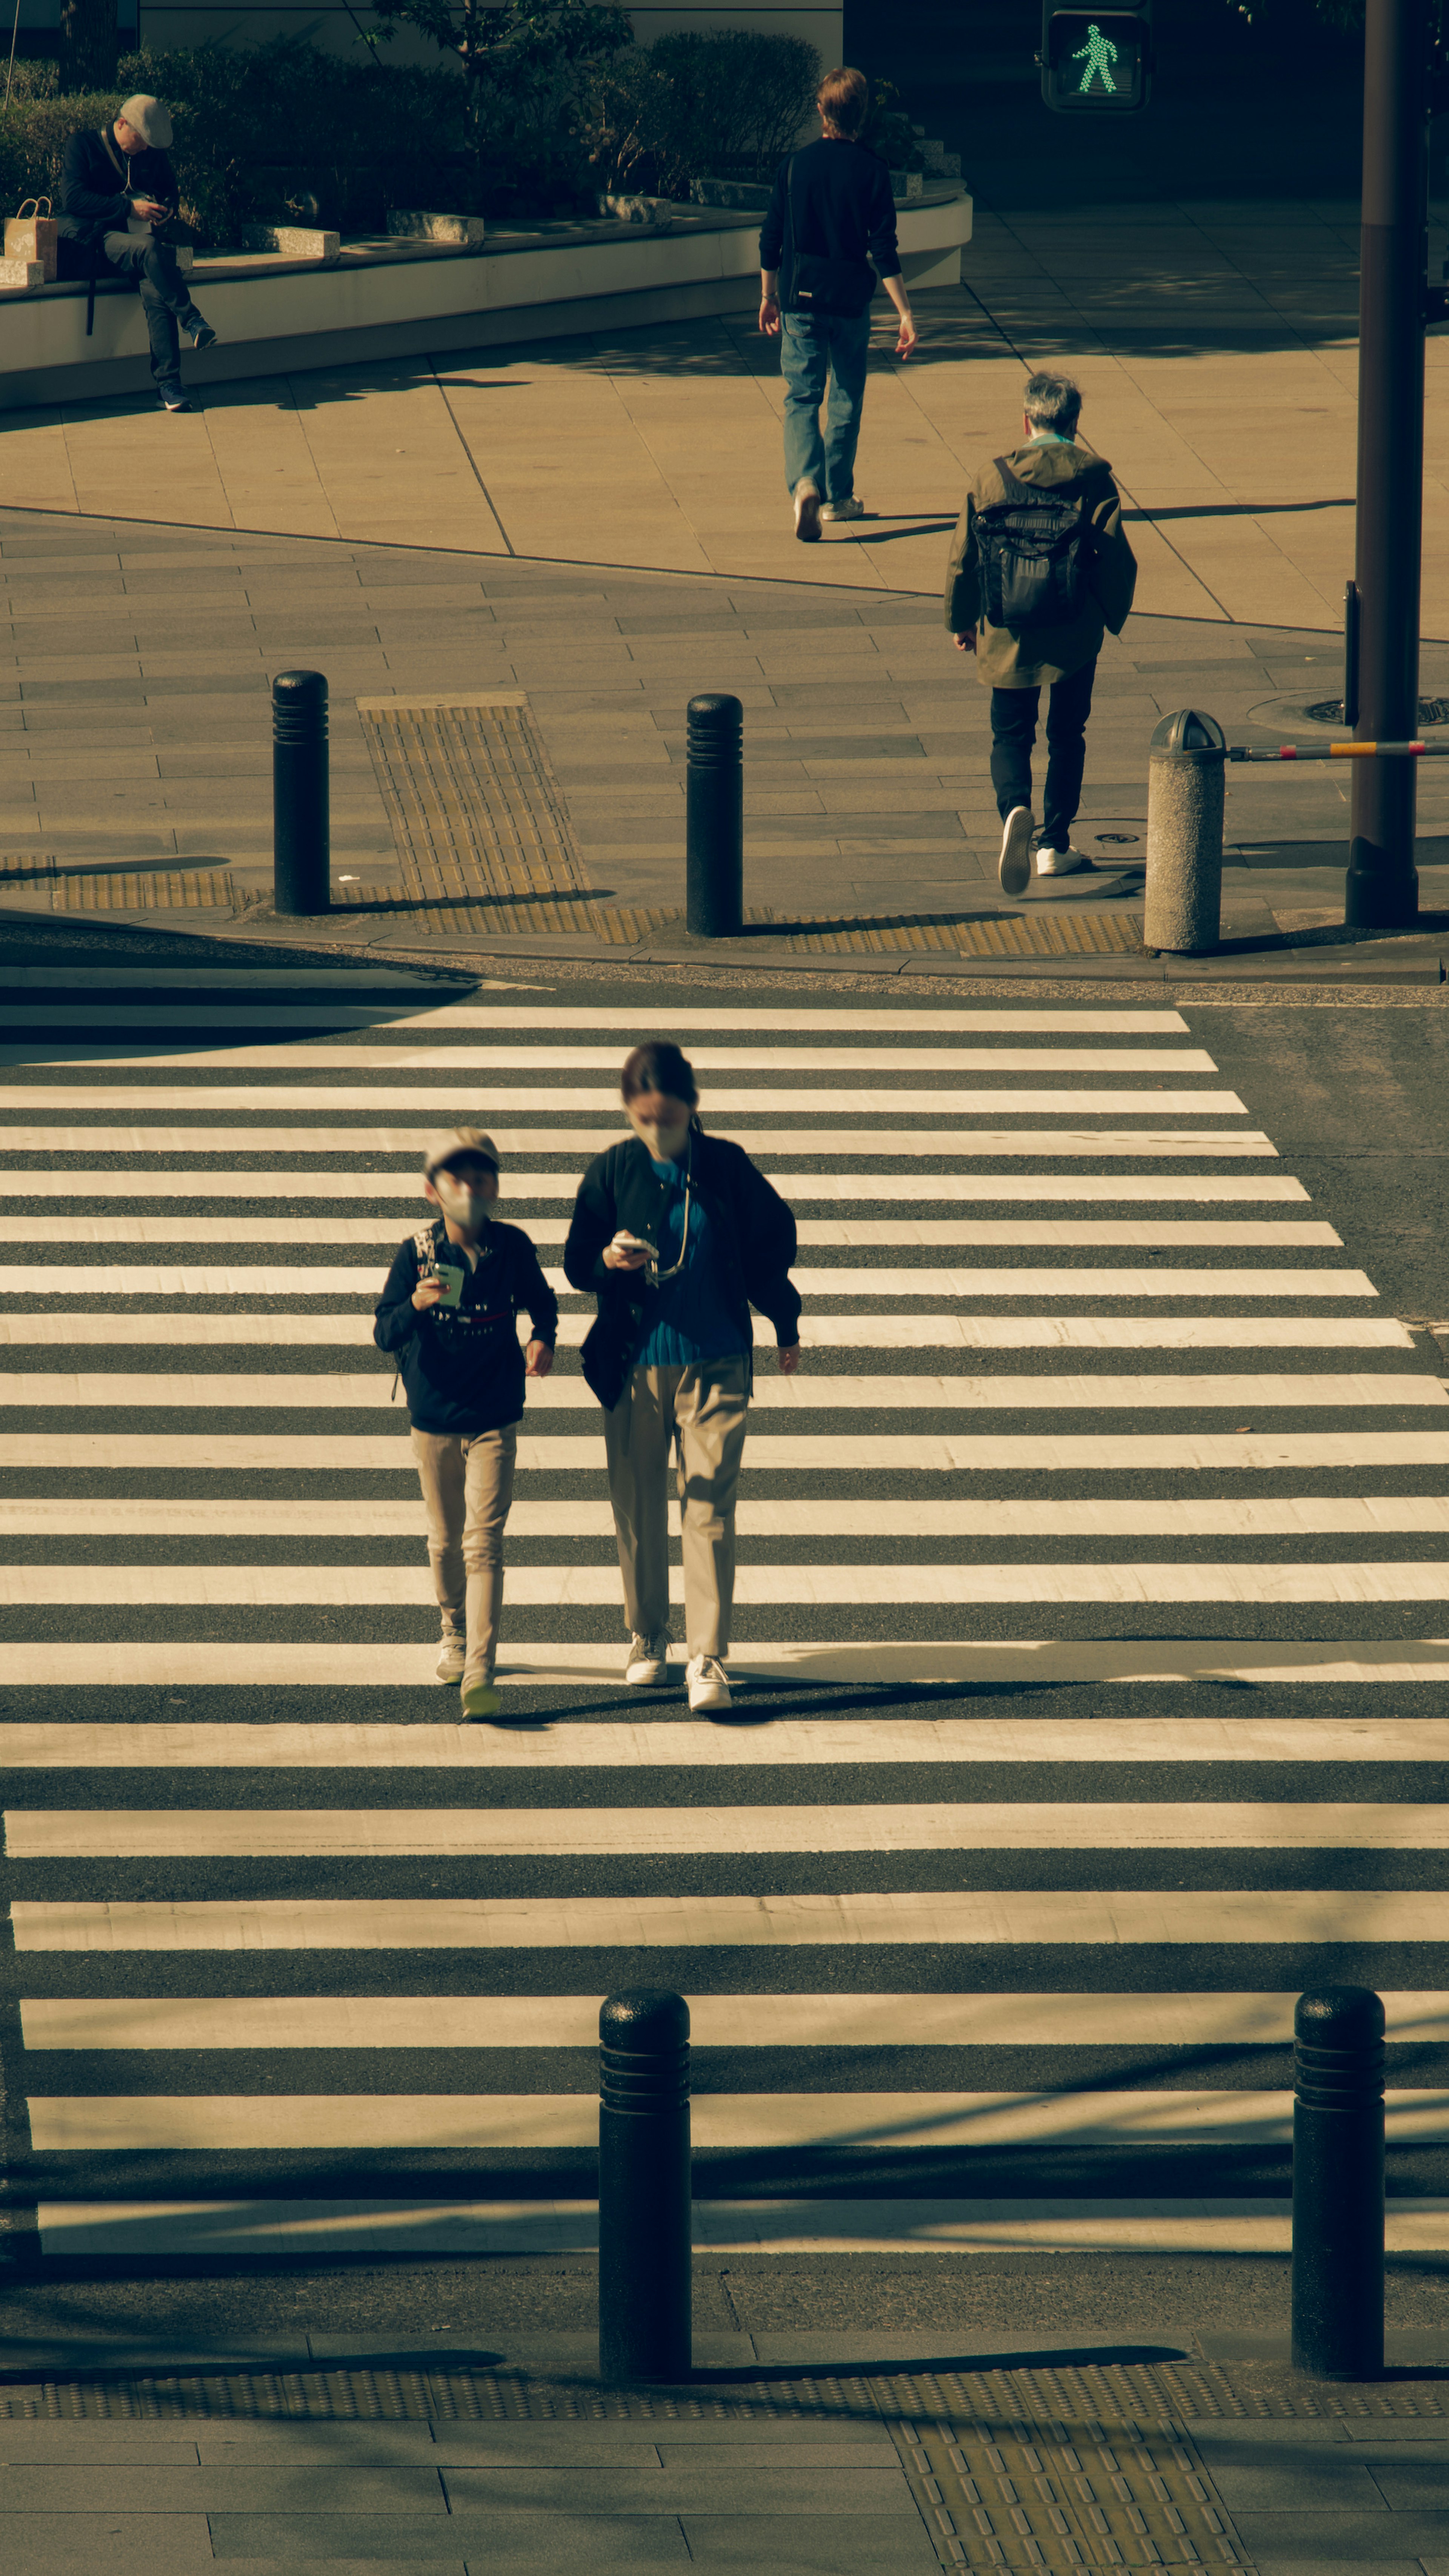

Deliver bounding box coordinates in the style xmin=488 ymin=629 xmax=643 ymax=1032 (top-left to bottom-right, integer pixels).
xmin=564 ymin=1041 xmax=801 ymax=1714
xmin=374 ymin=1130 xmax=557 ymax=1720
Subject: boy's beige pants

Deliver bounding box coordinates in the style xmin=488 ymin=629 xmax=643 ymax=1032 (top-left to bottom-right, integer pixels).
xmin=410 ymin=1423 xmax=518 ymax=1685
xmin=603 ymin=1358 xmax=749 ymax=1660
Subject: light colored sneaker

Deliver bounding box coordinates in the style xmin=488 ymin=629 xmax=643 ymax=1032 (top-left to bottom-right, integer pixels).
xmin=821 ymin=496 xmax=865 ymax=522
xmin=998 ymin=805 xmax=1035 ymax=898
xmin=435 ymin=1632 xmax=466 ymax=1684
xmin=793 ymin=483 xmax=821 ymax=543
xmin=460 ymin=1673 xmax=501 ymax=1720
xmin=686 ymin=1654 xmax=732 ymax=1714
xmin=625 ymin=1633 xmax=670 ymax=1686
xmin=1035 ymin=846 xmax=1093 ymax=876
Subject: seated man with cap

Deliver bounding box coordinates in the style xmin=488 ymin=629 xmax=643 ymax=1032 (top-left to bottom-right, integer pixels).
xmin=58 ymin=94 xmax=217 ymax=414
xmin=374 ymin=1131 xmax=557 ymax=1721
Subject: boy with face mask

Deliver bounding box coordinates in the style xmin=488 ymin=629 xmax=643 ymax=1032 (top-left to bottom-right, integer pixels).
xmin=374 ymin=1131 xmax=557 ymax=1719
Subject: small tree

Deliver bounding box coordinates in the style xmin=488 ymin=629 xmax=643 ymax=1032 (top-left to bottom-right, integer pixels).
xmin=59 ymin=0 xmax=119 ymax=93
xmin=366 ymin=0 xmax=631 ymax=141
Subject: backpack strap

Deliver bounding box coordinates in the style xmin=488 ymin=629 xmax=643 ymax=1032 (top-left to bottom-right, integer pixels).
xmin=991 ymin=454 xmax=1032 ymax=503
xmin=392 ymin=1219 xmax=446 ymax=1403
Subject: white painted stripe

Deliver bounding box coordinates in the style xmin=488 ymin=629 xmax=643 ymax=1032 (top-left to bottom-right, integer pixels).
xmin=15 ymin=1802 xmax=1447 ymax=1858
xmin=5 ymin=1638 xmax=1449 ymax=1694
xmin=37 ymin=2197 xmax=1449 ymax=2257
xmin=23 ymin=1991 xmax=1446 ymax=2050
xmin=19 ymin=2092 xmax=1449 ymax=2153
xmin=0 ymin=1116 xmax=1280 ymax=1155
xmin=6 ymin=1562 xmax=1447 ymax=1608
xmin=5 ymin=1432 xmax=1440 ymax=1469
xmin=24 ymin=1992 xmax=1448 ymax=2052
xmin=0 ymin=1175 xmax=1302 ymax=1200
xmin=0 ymin=1087 xmax=1251 ymax=1118
xmin=15 ymin=1888 xmax=1449 ymax=1949
xmin=3 ymin=1493 xmax=1444 ymax=1537
xmin=0 ymin=1266 xmax=1376 ymax=1298
xmin=0 ymin=1216 xmax=1329 ymax=1247
xmin=2 ymin=1371 xmax=1428 ymax=1409
xmin=0 ymin=1314 xmax=1409 ymax=1352
xmin=5 ymin=1715 xmax=1447 ymax=1769
xmin=3 ymin=1030 xmax=1219 ymax=1070
xmin=0 ymin=1004 xmax=1191 ymax=1030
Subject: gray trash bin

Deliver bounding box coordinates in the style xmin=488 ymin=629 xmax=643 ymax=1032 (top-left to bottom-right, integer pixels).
xmin=1144 ymin=708 xmax=1228 ymax=954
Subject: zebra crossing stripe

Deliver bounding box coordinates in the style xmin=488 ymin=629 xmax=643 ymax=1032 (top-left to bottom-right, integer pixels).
xmin=0 ymin=1216 xmax=1340 ymax=1246
xmin=11 ymin=1800 xmax=1447 ymax=1857
xmin=0 ymin=1315 xmax=1411 ymax=1350
xmin=20 ymin=1991 xmax=1447 ymax=2046
xmin=0 ymin=1266 xmax=1376 ymax=1297
xmin=9 ymin=1028 xmax=1221 ymax=1071
xmin=14 ymin=1886 xmax=1449 ymax=1947
xmin=0 ymin=1370 xmax=1431 ymax=1407
xmin=19 ymin=2093 xmax=1449 ymax=2152
xmin=5 ymin=1715 xmax=1446 ymax=1767
xmin=0 ymin=1114 xmax=1282 ymax=1154
xmin=6 ymin=1563 xmax=1448 ymax=1607
xmin=6 ymin=1001 xmax=1192 ymax=1030
xmin=0 ymin=1170 xmax=1303 ymax=1202
xmin=6 ymin=1432 xmax=1443 ymax=1469
xmin=2 ymin=1490 xmax=1442 ymax=1533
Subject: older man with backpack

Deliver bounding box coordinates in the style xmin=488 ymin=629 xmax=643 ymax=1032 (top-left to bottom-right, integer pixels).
xmin=945 ymin=371 xmax=1137 ymax=893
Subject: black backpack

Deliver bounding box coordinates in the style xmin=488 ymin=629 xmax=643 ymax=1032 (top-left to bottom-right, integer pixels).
xmin=974 ymin=455 xmax=1093 ymax=631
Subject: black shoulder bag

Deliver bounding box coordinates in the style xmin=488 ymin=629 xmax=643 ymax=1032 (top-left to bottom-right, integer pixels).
xmin=784 ymin=152 xmax=876 ymax=318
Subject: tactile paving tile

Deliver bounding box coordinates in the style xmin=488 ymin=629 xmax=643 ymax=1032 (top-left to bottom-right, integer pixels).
xmin=359 ymin=699 xmax=594 ymax=907
xmin=0 ymin=860 xmax=235 ymax=912
xmin=336 ymin=887 xmax=1147 ymax=955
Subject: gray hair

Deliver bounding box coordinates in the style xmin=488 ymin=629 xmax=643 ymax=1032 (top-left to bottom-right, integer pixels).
xmin=1023 ymin=370 xmax=1081 ymax=432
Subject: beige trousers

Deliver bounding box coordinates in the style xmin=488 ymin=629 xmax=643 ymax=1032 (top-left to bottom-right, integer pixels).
xmin=603 ymin=1358 xmax=750 ymax=1660
xmin=410 ymin=1423 xmax=518 ymax=1686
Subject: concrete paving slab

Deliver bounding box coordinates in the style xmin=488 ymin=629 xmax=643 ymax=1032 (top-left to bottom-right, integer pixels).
xmin=678 ymin=2520 xmax=939 ymax=2573
xmin=208 ymin=2515 xmax=691 ymax=2561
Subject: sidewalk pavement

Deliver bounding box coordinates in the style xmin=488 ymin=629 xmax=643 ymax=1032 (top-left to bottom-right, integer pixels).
xmin=3 ymin=196 xmax=1446 ymax=634
xmin=2 ymin=505 xmax=1445 ymax=985
xmin=3 ymin=2323 xmax=1449 ymax=2571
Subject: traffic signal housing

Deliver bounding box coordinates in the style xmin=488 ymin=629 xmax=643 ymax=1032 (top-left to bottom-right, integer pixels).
xmin=1040 ymin=5 xmax=1153 ymax=112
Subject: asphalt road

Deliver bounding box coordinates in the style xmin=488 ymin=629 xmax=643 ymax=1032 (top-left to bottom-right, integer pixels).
xmin=1 ymin=914 xmax=1447 ymax=2350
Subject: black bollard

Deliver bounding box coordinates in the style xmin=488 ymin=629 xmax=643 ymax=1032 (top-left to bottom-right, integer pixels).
xmin=1292 ymin=1985 xmax=1385 ymax=2379
xmin=685 ymin=694 xmax=743 ymax=937
xmin=273 ymin=669 xmax=330 ymax=915
xmin=598 ymin=1989 xmax=691 ymax=2384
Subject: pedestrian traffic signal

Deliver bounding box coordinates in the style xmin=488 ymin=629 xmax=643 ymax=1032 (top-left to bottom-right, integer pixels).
xmin=1040 ymin=7 xmax=1153 ymax=111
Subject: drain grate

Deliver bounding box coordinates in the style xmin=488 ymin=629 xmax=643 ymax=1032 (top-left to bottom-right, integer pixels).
xmin=1303 ymin=695 xmax=1449 ymax=727
xmin=357 ymin=693 xmax=594 ymax=907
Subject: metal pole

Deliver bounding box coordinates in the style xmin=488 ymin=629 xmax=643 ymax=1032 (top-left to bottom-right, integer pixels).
xmin=598 ymin=1989 xmax=691 ymax=2384
xmin=685 ymin=694 xmax=743 ymax=937
xmin=1347 ymin=0 xmax=1425 ymax=926
xmin=272 ymin=669 xmax=330 ymax=916
xmin=1291 ymin=1985 xmax=1385 ymax=2379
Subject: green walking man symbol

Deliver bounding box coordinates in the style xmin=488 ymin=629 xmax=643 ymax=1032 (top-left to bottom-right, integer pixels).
xmin=1074 ymin=20 xmax=1119 ymax=91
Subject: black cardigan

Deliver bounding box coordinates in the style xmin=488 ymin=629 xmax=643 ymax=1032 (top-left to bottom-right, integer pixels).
xmin=374 ymin=1218 xmax=558 ymax=1437
xmin=565 ymin=1130 xmax=801 ymax=1410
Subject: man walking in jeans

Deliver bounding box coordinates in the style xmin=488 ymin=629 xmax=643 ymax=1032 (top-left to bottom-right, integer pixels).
xmin=945 ymin=372 xmax=1137 ymax=890
xmin=758 ymin=66 xmax=917 ymax=541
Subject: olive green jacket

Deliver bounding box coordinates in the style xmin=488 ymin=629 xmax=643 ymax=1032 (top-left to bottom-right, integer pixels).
xmin=943 ymin=438 xmax=1138 ymax=687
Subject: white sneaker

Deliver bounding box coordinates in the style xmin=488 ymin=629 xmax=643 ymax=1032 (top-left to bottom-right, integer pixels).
xmin=460 ymin=1672 xmax=501 ymax=1721
xmin=793 ymin=484 xmax=821 ymax=543
xmin=1035 ymin=846 xmax=1093 ymax=876
xmin=435 ymin=1633 xmax=466 ymax=1683
xmin=821 ymin=496 xmax=864 ymax=522
xmin=625 ymin=1633 xmax=670 ymax=1687
xmin=998 ymin=805 xmax=1034 ymax=898
xmin=686 ymin=1654 xmax=732 ymax=1714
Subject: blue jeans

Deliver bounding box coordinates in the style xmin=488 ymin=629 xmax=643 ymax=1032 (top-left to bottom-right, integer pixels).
xmin=780 ymin=310 xmax=872 ymax=501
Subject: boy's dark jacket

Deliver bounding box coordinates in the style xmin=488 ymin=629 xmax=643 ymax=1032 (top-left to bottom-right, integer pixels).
xmin=374 ymin=1217 xmax=558 ymax=1437
xmin=60 ymin=126 xmax=180 ymax=247
xmin=564 ymin=1131 xmax=801 ymax=1411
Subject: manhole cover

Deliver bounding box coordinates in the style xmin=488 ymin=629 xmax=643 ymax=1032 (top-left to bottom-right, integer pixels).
xmin=1301 ymin=696 xmax=1449 ymax=727
xmin=1096 ymin=832 xmax=1141 ymax=845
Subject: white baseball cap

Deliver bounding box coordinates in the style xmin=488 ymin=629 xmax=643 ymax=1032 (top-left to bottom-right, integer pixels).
xmin=118 ymin=94 xmax=174 ymax=149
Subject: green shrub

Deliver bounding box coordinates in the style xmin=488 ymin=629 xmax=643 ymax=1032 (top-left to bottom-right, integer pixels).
xmin=587 ymin=29 xmax=820 ymax=198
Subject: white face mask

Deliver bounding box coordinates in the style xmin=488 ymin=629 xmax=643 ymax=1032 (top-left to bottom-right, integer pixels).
xmin=434 ymin=1173 xmax=492 ymax=1229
